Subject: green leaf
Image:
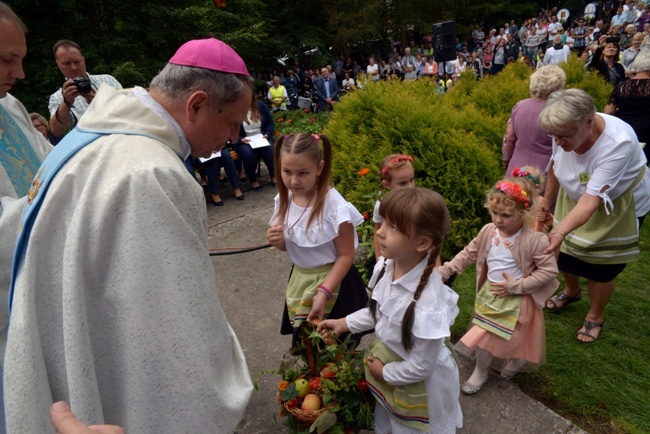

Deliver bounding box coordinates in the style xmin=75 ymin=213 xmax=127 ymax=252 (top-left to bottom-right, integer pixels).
xmin=280 ymin=382 xmax=298 ymax=401
xmin=309 ymin=411 xmax=337 ymax=433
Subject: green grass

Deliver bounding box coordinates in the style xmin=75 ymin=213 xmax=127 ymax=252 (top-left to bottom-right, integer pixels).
xmin=449 ymin=224 xmax=650 ymax=434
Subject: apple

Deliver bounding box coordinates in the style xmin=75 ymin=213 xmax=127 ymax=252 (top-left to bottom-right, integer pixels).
xmin=301 ymin=393 xmax=322 ymax=411
xmin=309 ymin=377 xmax=321 ymax=391
xmin=294 ymin=379 xmax=311 ymax=398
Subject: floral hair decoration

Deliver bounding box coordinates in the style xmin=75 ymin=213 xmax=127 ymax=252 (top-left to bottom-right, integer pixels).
xmin=381 ymin=154 xmax=414 ymax=175
xmin=495 ymin=181 xmax=532 ymax=209
xmin=312 ymin=134 xmax=321 ymax=141
xmin=511 ymin=167 xmax=540 ymax=185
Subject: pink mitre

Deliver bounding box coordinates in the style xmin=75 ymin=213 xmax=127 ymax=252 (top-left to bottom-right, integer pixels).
xmin=169 ymin=37 xmax=250 ymax=76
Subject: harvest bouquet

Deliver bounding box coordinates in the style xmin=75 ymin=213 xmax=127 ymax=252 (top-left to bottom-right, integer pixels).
xmin=272 ymin=320 xmax=374 ymax=434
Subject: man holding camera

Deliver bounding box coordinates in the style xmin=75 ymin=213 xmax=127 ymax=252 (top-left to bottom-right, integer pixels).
xmin=48 ymin=40 xmax=122 ymax=139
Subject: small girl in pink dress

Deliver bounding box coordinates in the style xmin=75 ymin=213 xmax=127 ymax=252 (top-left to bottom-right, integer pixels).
xmin=437 ymin=177 xmax=559 ymax=394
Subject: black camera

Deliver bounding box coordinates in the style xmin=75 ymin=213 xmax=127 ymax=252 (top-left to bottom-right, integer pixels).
xmin=72 ymin=77 xmax=92 ymax=94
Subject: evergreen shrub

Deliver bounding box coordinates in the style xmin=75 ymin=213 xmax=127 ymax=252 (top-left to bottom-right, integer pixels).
xmin=327 ymin=57 xmax=612 ymax=257
xmin=112 ymin=62 xmax=149 ymax=88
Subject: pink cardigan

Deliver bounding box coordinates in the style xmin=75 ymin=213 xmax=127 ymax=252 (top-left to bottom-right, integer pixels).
xmin=437 ymin=223 xmax=559 ymax=309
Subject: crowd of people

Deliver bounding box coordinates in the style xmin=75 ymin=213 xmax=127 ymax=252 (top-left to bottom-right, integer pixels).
xmin=2 ymin=0 xmax=650 ymax=433
xmin=257 ymin=1 xmax=650 ymax=98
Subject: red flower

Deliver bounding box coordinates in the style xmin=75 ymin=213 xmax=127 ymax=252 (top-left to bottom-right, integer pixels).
xmin=357 ymin=168 xmax=370 ymax=176
xmin=362 ymin=211 xmax=370 ymax=221
xmin=285 ymin=398 xmax=299 ymax=409
xmin=309 ymin=118 xmax=316 ymax=123
xmin=286 ymin=119 xmax=293 ymax=124
xmin=278 ymin=380 xmax=289 ymax=391
xmin=304 ymin=108 xmax=311 ymax=113
xmin=277 ymin=118 xmax=284 ymax=123
xmin=358 ymin=379 xmax=368 ymax=392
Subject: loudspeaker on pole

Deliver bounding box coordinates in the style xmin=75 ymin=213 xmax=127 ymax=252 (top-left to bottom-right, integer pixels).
xmin=433 ymin=21 xmax=457 ymax=63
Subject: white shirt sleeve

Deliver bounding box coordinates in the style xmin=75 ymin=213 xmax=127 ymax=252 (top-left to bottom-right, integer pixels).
xmin=346 ymin=307 xmax=376 ymax=334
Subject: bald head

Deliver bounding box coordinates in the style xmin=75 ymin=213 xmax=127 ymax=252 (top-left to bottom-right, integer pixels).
xmin=0 ymin=2 xmax=26 ymax=33
xmin=0 ymin=2 xmax=27 ymax=97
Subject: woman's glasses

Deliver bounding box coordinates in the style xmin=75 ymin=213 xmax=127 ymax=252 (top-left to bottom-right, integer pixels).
xmin=547 ymin=127 xmax=580 ymax=141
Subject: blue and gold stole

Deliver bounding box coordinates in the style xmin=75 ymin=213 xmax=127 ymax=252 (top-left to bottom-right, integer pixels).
xmin=7 ymin=128 xmax=101 ymax=311
xmin=0 ymin=103 xmax=42 ymax=197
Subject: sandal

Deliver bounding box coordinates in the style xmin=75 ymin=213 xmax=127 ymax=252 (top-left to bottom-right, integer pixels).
xmin=545 ymin=289 xmax=582 ymax=313
xmin=576 ymin=320 xmax=603 ymax=343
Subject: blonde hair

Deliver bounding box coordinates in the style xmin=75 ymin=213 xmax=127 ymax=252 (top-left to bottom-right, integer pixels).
xmin=510 ymin=165 xmax=545 ymax=196
xmin=539 ymin=88 xmax=596 ymax=132
xmin=29 ymin=112 xmax=48 ymax=126
xmin=273 ymin=133 xmax=332 ymax=230
xmin=529 ymin=65 xmax=566 ymax=100
xmin=371 ymin=188 xmax=451 ymax=351
xmin=486 ymin=178 xmax=535 ymax=228
xmin=379 ymin=154 xmax=415 ymax=183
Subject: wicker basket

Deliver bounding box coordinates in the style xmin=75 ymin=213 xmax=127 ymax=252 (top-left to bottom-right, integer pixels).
xmin=284 ymin=401 xmax=337 ymax=427
xmin=283 ymin=321 xmax=338 ymax=428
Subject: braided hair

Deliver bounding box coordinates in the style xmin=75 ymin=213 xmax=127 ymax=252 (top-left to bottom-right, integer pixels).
xmin=369 ymin=188 xmax=451 ymax=351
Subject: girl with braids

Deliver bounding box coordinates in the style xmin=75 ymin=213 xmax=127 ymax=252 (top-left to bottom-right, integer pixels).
xmin=266 ymin=133 xmax=368 ymax=347
xmin=318 ymin=188 xmax=463 ymax=434
xmin=437 ymin=178 xmax=558 ymax=395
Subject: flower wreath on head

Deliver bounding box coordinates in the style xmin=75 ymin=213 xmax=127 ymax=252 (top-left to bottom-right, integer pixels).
xmin=381 ymin=154 xmax=414 ymax=176
xmin=511 ymin=167 xmax=540 ymax=186
xmin=495 ymin=180 xmax=532 ymax=209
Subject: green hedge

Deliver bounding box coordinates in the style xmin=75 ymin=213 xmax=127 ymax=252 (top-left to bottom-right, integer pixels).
xmin=326 ymin=56 xmax=612 ymax=257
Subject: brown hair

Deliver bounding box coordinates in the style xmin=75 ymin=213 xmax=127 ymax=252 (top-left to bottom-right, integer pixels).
xmin=53 ymin=39 xmax=82 ymax=58
xmin=273 ymin=132 xmax=332 ymax=230
xmin=370 ymin=188 xmax=451 ymax=351
xmin=379 ymin=154 xmax=415 ymax=183
xmin=246 ymin=94 xmax=261 ymax=124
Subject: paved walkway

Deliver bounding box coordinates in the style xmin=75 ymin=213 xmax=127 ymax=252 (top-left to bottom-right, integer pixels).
xmin=203 ymin=177 xmax=588 ymax=434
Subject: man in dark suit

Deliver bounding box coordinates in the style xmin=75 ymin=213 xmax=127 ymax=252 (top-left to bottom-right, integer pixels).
xmin=316 ymin=67 xmax=339 ymax=111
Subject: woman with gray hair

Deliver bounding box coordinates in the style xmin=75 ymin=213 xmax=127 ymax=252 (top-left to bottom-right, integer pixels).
xmin=604 ymin=48 xmax=650 ymax=162
xmin=539 ymin=88 xmax=650 ymax=343
xmin=502 ymin=65 xmax=566 ymax=175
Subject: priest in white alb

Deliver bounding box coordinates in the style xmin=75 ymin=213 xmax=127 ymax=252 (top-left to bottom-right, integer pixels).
xmin=3 ymin=36 xmax=254 ymax=433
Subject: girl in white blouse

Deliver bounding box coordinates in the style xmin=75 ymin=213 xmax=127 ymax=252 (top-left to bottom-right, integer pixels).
xmin=267 ymin=132 xmax=368 ymax=347
xmin=318 ymin=188 xmax=463 ymax=434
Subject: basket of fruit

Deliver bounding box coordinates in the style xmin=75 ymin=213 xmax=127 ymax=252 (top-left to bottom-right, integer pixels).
xmin=273 ymin=320 xmax=373 ymax=434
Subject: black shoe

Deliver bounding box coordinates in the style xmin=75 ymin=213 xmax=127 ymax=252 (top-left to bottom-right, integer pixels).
xmin=235 ymin=193 xmax=245 ymax=201
xmin=218 ymin=177 xmax=228 ymax=185
xmin=239 ymin=176 xmax=248 ymax=182
xmin=252 ymin=185 xmax=262 ymax=191
xmin=270 ymin=181 xmax=277 ymax=187
xmin=210 ymin=195 xmax=224 ymax=206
